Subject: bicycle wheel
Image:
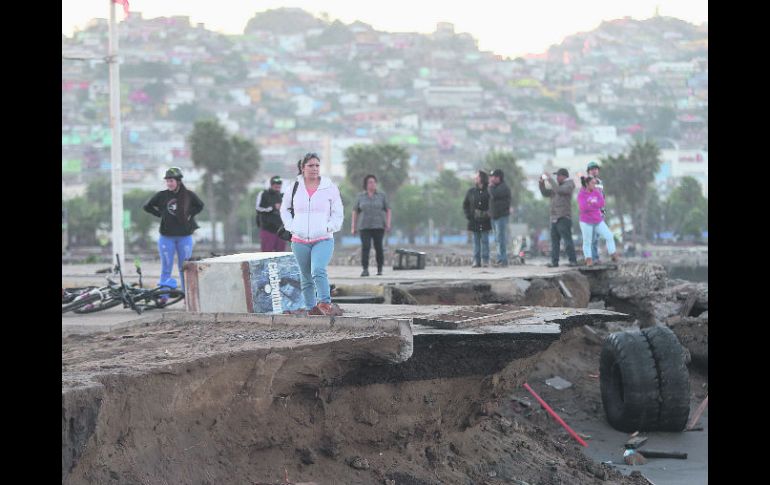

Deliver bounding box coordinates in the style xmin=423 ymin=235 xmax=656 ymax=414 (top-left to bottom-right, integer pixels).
xmin=62 ymin=292 xmax=102 ymax=314
xmin=141 ymin=287 xmax=185 ymax=310
xmin=72 ymin=295 xmax=122 ymax=314
xmin=62 ymin=287 xmax=98 ymax=304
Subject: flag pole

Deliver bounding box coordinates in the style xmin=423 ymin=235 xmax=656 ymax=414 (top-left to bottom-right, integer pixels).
xmin=108 ymin=0 xmax=125 ymax=269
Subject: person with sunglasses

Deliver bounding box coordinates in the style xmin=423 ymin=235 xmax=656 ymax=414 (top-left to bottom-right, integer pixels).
xmin=280 ymin=153 xmax=344 ymax=316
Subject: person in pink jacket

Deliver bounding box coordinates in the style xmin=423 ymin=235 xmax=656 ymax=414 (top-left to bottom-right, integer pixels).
xmin=577 ymin=176 xmax=619 ymax=266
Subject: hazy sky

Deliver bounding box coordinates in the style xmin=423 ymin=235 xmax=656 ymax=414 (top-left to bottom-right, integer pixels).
xmin=63 ymin=1 xmax=707 ymax=58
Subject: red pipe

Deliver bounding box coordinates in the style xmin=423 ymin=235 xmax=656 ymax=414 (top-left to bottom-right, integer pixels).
xmin=523 ymin=382 xmax=588 ymax=447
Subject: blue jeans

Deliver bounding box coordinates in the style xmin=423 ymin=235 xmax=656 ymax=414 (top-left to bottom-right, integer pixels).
xmin=158 ymin=235 xmax=194 ymax=292
xmin=291 ymin=238 xmax=334 ymax=309
xmin=472 ymin=231 xmax=490 ymax=265
xmin=580 ymin=221 xmax=616 ymax=259
xmin=491 ymin=216 xmax=509 ymax=264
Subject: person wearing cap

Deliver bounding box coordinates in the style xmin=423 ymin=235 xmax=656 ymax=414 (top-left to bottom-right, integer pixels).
xmin=256 ymin=175 xmax=287 ymax=252
xmin=143 ymin=167 xmax=205 ymax=293
xmin=539 ymin=168 xmax=578 ymax=267
xmin=351 ymin=174 xmax=392 ymax=276
xmin=463 ymin=170 xmax=493 ymax=267
xmin=488 ymin=169 xmax=512 ymax=267
xmin=586 ymin=160 xmax=604 ymax=262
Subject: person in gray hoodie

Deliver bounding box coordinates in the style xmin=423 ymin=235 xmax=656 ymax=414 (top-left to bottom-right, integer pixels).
xmin=538 ymin=168 xmax=578 ymax=267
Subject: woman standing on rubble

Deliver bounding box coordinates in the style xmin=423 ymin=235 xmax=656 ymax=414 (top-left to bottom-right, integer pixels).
xmin=143 ymin=167 xmax=205 ymax=293
xmin=280 ymin=153 xmax=344 ymax=316
xmin=577 ymin=175 xmax=619 ymax=266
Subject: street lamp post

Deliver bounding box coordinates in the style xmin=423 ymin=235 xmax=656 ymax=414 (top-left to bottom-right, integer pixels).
xmin=108 ymin=0 xmax=125 ymax=268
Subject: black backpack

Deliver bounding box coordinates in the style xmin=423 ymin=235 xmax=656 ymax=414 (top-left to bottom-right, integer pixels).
xmin=277 ymin=181 xmax=299 ymax=241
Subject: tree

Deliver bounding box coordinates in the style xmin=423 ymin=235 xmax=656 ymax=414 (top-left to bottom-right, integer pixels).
xmin=391 ymin=184 xmax=429 ymax=244
xmin=64 ymin=197 xmax=102 ymax=246
xmin=220 ymin=135 xmax=261 ymax=251
xmin=123 ymin=189 xmax=156 ymax=250
xmin=644 ymin=187 xmax=665 ymax=241
xmin=426 ymin=170 xmax=467 ymax=242
xmin=600 ymin=139 xmax=662 ymax=243
xmin=598 ymin=154 xmax=628 ymax=238
xmin=666 ymin=176 xmax=707 ymax=240
xmin=343 ymin=144 xmax=410 ymax=197
xmin=189 ymin=120 xmax=231 ymax=251
xmin=517 ymin=190 xmax=550 ymax=233
xmin=625 ymin=139 xmax=662 ymax=243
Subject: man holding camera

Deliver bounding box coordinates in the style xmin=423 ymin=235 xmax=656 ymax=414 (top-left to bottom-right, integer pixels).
xmin=539 ymin=168 xmax=578 ymax=267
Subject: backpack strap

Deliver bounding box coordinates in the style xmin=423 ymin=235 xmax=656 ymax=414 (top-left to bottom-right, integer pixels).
xmin=288 ymin=181 xmax=299 ymax=218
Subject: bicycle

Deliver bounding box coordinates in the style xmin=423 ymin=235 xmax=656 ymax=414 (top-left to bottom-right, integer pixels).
xmin=73 ymin=254 xmax=185 ymax=315
xmin=62 ymin=286 xmax=101 ymax=314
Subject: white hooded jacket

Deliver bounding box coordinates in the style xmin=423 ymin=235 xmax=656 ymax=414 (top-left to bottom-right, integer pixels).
xmin=280 ymin=175 xmax=344 ymax=241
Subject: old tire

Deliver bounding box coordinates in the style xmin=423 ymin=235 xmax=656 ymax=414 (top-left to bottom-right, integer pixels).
xmin=600 ymin=331 xmax=661 ymax=432
xmin=642 ymin=325 xmax=690 ymax=431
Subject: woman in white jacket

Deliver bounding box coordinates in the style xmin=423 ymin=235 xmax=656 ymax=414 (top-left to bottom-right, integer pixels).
xmin=280 ymin=153 xmax=344 ymax=315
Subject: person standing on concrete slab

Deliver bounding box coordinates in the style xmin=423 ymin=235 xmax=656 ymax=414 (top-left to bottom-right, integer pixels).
xmin=463 ymin=170 xmax=492 ymax=268
xmin=255 ymin=175 xmax=286 ymax=252
xmin=489 ymin=169 xmax=512 ymax=267
xmin=586 ymin=161 xmax=604 ymax=262
xmin=578 ymin=175 xmax=619 ymax=267
xmin=539 ymin=168 xmax=578 ymax=268
xmin=143 ymin=167 xmax=204 ymax=293
xmin=280 ymin=153 xmax=344 ymax=316
xmin=351 ymin=174 xmax=391 ymax=277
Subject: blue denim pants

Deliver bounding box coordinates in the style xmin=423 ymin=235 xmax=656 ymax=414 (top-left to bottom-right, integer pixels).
xmin=472 ymin=231 xmax=490 ymax=265
xmin=491 ymin=216 xmax=509 ymax=264
xmin=291 ymin=238 xmax=334 ymax=310
xmin=580 ymin=221 xmax=616 ymax=259
xmin=158 ymin=235 xmax=194 ymax=292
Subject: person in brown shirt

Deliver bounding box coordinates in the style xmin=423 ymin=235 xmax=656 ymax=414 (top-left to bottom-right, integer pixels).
xmin=539 ymin=168 xmax=578 ymax=267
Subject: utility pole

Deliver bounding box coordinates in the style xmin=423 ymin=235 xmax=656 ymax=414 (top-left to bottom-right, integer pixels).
xmin=108 ymin=0 xmax=125 ymax=269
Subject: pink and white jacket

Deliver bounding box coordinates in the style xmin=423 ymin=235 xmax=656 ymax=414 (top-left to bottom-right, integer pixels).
xmin=577 ymin=188 xmax=605 ymax=224
xmin=280 ymin=175 xmax=344 ymax=241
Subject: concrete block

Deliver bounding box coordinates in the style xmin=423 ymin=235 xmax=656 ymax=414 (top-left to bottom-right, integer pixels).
xmin=184 ymin=252 xmax=306 ymax=314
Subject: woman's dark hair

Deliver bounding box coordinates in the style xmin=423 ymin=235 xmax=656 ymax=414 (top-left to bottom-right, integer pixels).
xmin=478 ymin=170 xmax=489 ymax=188
xmin=580 ymin=175 xmax=594 ymax=188
xmin=297 ymin=152 xmax=320 ymax=174
xmin=175 ymin=180 xmax=192 ymax=223
xmin=363 ymin=174 xmax=377 ymax=190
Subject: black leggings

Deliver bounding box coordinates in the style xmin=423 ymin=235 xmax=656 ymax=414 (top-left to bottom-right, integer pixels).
xmin=360 ymin=228 xmax=385 ymax=269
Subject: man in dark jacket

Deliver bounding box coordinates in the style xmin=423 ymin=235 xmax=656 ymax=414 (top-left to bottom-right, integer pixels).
xmin=256 ymin=175 xmax=286 ymax=252
xmin=539 ymin=168 xmax=578 ymax=267
xmin=489 ymin=169 xmax=512 ymax=267
xmin=463 ymin=170 xmax=492 ymax=267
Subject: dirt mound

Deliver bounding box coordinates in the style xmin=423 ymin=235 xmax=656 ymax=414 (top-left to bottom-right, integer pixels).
xmin=63 ymin=319 xmax=648 ymax=484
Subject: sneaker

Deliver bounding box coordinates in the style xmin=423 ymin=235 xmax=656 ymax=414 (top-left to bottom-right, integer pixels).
xmin=361 ymin=269 xmax=369 ymax=277
xmin=471 ymin=263 xmax=481 ymax=268
xmin=567 ymin=262 xmax=579 ymax=267
xmin=611 ymin=253 xmax=620 ymax=263
xmin=546 ymin=262 xmax=559 ymax=268
xmin=482 ymin=262 xmax=490 ymax=268
xmin=309 ymin=302 xmax=344 ymax=316
xmin=376 ymin=268 xmax=383 ymax=276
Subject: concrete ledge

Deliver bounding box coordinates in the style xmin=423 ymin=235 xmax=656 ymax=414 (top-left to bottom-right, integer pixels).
xmin=332 ymin=316 xmax=405 ymax=333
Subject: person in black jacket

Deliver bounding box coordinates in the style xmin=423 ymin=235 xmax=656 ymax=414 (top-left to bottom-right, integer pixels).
xmin=143 ymin=167 xmax=204 ymax=293
xmin=256 ymin=175 xmax=286 ymax=252
xmin=463 ymin=170 xmax=492 ymax=267
xmin=488 ymin=168 xmax=512 ymax=267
